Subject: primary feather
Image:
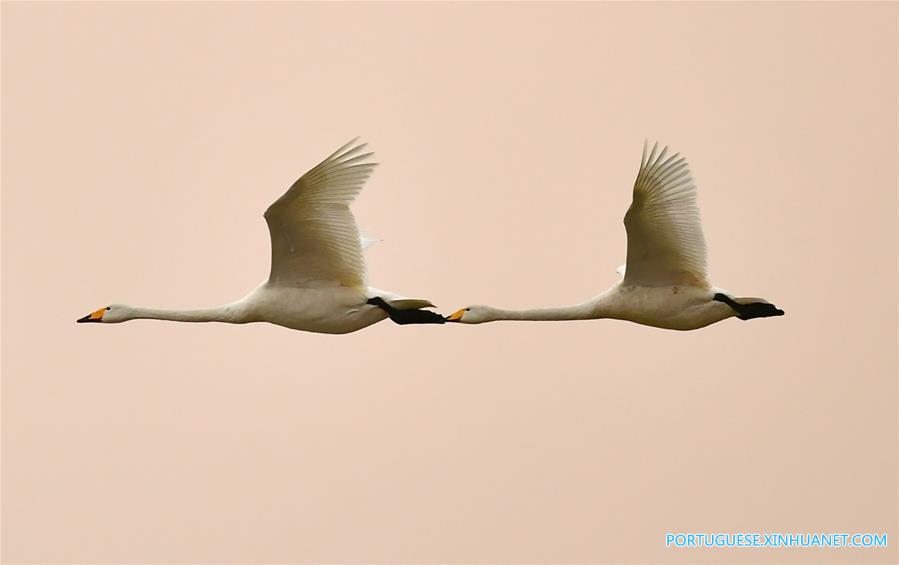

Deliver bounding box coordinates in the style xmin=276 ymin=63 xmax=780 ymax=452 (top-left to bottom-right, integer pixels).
xmin=264 ymin=138 xmax=377 ymax=288
xmin=623 ymin=141 xmax=708 ymax=287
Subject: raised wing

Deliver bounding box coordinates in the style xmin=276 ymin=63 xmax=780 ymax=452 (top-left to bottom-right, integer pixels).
xmin=623 ymin=141 xmax=708 ymax=287
xmin=264 ymin=139 xmax=377 ymax=288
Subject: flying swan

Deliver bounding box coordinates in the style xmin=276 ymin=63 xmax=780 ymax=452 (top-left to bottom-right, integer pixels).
xmin=77 ymin=139 xmax=445 ymax=333
xmin=446 ymin=142 xmax=784 ymax=330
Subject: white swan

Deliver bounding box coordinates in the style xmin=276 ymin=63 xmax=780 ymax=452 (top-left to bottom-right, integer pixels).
xmin=446 ymin=142 xmax=784 ymax=330
xmin=77 ymin=139 xmax=445 ymax=333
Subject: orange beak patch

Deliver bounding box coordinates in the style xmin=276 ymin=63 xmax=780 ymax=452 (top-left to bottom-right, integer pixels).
xmin=447 ymin=309 xmax=465 ymax=321
xmin=77 ymin=307 xmax=107 ymax=324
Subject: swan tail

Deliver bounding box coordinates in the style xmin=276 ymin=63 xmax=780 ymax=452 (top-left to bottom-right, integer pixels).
xmin=389 ymin=298 xmax=436 ymax=310
xmin=713 ymin=293 xmax=785 ymax=321
xmin=366 ymin=287 xmax=436 ymax=310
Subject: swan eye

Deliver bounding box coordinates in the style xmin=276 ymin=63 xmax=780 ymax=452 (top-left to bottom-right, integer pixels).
xmin=106 ymin=307 xmax=111 ymax=310
xmin=466 ymin=308 xmax=471 ymax=311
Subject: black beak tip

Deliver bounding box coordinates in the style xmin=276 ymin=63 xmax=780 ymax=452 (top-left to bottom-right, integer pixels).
xmin=76 ymin=314 xmax=96 ymax=323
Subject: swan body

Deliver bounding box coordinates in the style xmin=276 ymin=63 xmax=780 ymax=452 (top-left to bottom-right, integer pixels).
xmin=237 ymin=284 xmax=434 ymax=334
xmin=78 ymin=139 xmax=444 ymax=334
xmin=447 ymin=142 xmax=783 ymax=330
xmin=600 ymin=284 xmax=741 ymax=331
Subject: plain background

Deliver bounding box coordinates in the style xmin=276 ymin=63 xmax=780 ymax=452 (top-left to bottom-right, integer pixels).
xmin=2 ymin=2 xmax=896 ymax=564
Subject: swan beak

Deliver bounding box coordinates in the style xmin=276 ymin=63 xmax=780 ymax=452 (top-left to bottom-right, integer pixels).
xmin=445 ymin=309 xmax=465 ymax=322
xmin=77 ymin=307 xmax=105 ymax=323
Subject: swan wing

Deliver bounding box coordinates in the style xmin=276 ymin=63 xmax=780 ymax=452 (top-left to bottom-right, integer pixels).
xmin=623 ymin=141 xmax=708 ymax=287
xmin=264 ymin=138 xmax=377 ymax=288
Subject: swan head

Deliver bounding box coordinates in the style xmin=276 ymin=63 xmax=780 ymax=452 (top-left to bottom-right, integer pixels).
xmin=445 ymin=305 xmax=494 ymax=324
xmin=76 ymin=304 xmax=131 ymax=324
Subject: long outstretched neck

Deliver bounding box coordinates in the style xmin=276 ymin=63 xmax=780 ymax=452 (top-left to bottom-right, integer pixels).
xmin=488 ymin=303 xmax=597 ymax=322
xmin=127 ymin=304 xmax=246 ymax=324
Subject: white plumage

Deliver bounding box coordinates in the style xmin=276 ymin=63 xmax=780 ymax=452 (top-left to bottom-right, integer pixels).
xmin=265 ymin=138 xmax=374 ymax=288
xmin=78 ymin=139 xmax=442 ymax=333
xmin=447 ymin=141 xmax=783 ymax=330
xmin=624 ymin=142 xmax=708 ymax=287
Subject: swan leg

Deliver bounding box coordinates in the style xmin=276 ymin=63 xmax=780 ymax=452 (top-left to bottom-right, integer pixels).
xmin=367 ymin=297 xmax=446 ymax=325
xmin=712 ymin=293 xmax=785 ymax=321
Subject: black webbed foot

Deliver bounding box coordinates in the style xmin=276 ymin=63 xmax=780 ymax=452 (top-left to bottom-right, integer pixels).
xmin=734 ymin=302 xmax=785 ymax=320
xmin=712 ymin=293 xmax=784 ymax=321
xmin=367 ymin=297 xmax=446 ymax=325
xmin=388 ymin=308 xmax=447 ymax=325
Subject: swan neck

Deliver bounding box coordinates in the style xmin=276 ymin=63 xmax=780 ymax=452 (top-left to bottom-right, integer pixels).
xmin=488 ymin=303 xmax=597 ymax=322
xmin=128 ymin=304 xmax=245 ymax=324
